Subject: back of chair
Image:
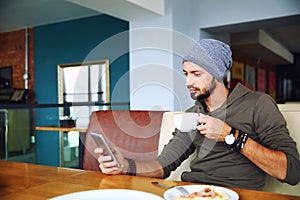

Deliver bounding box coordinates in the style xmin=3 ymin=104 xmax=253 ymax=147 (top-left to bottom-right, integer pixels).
xmin=159 ymin=112 xmax=196 ymax=181
xmin=83 ymin=110 xmax=165 ymax=171
xmin=263 ymin=104 xmax=300 ymax=196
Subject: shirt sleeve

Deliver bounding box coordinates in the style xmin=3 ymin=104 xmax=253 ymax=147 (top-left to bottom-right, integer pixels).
xmin=253 ymin=94 xmax=300 ymax=185
xmin=157 ymin=129 xmax=196 ymax=178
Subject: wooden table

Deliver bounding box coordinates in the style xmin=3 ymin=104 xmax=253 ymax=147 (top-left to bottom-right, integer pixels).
xmin=35 ymin=126 xmax=87 ymax=133
xmin=0 ymin=160 xmax=299 ymax=200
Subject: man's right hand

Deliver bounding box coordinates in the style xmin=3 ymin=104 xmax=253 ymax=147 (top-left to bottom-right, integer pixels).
xmin=94 ymin=147 xmax=128 ymax=175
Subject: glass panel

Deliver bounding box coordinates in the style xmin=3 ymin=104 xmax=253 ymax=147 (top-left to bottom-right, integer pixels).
xmin=0 ymin=108 xmax=35 ymax=164
xmin=63 ymin=66 xmax=89 ymax=102
xmin=57 ymin=60 xmax=110 ymax=168
xmin=63 ymin=130 xmax=79 ymax=168
xmin=90 ymin=64 xmax=100 ymax=102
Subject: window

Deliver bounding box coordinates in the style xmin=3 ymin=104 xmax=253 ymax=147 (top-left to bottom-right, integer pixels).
xmin=58 ymin=60 xmax=110 ymax=128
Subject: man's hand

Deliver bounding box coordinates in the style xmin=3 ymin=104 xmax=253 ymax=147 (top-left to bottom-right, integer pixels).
xmin=197 ymin=113 xmax=231 ymax=142
xmin=94 ymin=147 xmax=128 ymax=175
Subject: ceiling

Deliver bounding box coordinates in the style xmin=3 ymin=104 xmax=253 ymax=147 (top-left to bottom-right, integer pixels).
xmin=1 ymin=0 xmax=300 ymax=66
xmin=204 ymin=14 xmax=300 ymax=65
xmin=0 ymin=0 xmax=100 ymax=32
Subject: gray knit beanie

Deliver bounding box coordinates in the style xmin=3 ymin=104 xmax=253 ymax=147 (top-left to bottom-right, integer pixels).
xmin=183 ymin=39 xmax=232 ymax=82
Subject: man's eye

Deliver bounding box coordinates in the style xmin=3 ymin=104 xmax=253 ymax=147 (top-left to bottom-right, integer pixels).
xmin=194 ymin=73 xmax=201 ymax=76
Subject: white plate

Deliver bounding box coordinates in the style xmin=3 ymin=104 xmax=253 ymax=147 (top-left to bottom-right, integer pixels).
xmin=164 ymin=185 xmax=239 ymax=200
xmin=50 ymin=189 xmax=164 ymax=200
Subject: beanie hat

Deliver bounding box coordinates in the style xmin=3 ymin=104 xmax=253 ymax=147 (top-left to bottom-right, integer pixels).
xmin=183 ymin=39 xmax=232 ymax=82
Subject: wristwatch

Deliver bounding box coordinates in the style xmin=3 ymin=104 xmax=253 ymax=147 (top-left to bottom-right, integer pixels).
xmin=224 ymin=127 xmax=236 ymax=148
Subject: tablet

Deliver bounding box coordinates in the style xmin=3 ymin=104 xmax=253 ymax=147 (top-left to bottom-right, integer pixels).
xmin=90 ymin=132 xmax=121 ymax=167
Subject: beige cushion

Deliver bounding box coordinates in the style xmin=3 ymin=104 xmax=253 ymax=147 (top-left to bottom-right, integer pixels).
xmin=158 ymin=112 xmax=196 ymax=181
xmin=262 ymin=104 xmax=300 ymax=196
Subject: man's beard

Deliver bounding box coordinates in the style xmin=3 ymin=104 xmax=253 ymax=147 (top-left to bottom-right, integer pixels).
xmin=189 ymin=78 xmax=217 ymax=100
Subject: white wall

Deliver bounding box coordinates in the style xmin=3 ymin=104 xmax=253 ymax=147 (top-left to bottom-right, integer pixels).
xmin=129 ymin=0 xmax=196 ymax=111
xmin=129 ymin=9 xmax=175 ymax=111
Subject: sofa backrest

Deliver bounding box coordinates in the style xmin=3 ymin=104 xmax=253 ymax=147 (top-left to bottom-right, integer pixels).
xmin=83 ymin=110 xmax=165 ymax=171
xmin=158 ymin=111 xmax=196 ymax=181
xmin=263 ymin=104 xmax=300 ymax=196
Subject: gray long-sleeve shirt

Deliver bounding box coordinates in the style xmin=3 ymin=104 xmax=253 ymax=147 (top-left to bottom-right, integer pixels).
xmin=157 ymin=83 xmax=300 ymax=190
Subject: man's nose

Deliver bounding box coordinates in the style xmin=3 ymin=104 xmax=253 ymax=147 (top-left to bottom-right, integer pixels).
xmin=185 ymin=74 xmax=193 ymax=86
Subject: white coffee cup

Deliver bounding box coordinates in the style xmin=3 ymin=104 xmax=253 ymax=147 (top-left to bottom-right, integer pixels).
xmin=173 ymin=112 xmax=199 ymax=132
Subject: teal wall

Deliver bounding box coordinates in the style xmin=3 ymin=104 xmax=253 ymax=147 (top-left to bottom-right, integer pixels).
xmin=34 ymin=14 xmax=129 ymax=166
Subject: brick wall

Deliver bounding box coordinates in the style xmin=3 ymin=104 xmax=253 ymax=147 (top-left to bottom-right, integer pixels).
xmin=0 ymin=28 xmax=34 ymax=102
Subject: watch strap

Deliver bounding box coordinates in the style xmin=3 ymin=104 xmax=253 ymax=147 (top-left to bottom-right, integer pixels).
xmin=229 ymin=127 xmax=236 ymax=135
xmin=224 ymin=128 xmax=249 ymax=152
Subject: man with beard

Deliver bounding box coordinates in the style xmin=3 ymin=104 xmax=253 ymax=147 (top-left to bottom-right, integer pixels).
xmin=95 ymin=39 xmax=300 ymax=190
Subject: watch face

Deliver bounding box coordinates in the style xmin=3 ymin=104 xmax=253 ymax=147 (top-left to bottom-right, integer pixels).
xmin=225 ymin=134 xmax=235 ymax=145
